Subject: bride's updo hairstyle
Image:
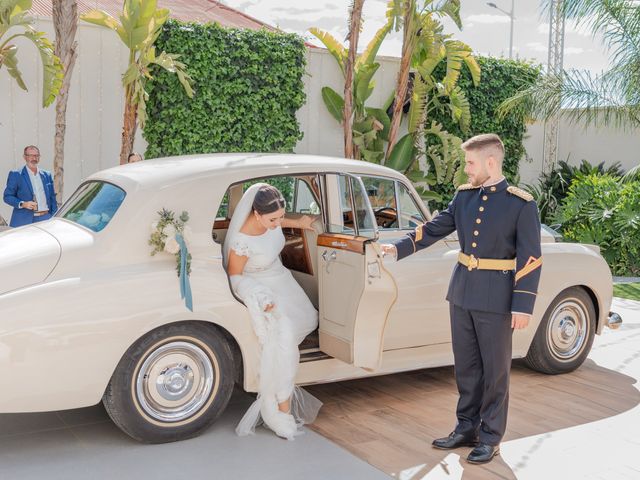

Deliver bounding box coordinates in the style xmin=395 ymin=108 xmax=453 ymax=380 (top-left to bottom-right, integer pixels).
xmin=252 ymin=184 xmax=286 ymax=215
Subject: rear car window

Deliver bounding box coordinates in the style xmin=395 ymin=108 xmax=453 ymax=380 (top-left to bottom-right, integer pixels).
xmin=57 ymin=181 xmax=126 ymax=232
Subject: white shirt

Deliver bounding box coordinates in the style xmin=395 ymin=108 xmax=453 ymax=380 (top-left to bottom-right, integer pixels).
xmin=27 ymin=168 xmax=49 ymax=212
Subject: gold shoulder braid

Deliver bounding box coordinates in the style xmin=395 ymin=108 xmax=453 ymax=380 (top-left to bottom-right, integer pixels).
xmin=457 ymin=183 xmax=480 ymax=191
xmin=507 ymin=186 xmax=533 ymax=201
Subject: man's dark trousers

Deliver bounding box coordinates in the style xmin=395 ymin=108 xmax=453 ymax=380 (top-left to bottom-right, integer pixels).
xmin=450 ymin=303 xmax=513 ymax=446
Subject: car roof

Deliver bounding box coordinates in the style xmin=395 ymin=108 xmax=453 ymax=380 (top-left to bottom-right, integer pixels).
xmin=88 ymin=153 xmax=407 ymax=191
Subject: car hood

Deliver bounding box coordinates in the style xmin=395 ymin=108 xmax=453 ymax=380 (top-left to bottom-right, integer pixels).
xmin=0 ymin=225 xmax=61 ymax=295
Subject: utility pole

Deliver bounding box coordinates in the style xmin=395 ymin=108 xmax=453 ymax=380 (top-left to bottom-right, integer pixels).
xmin=542 ymin=0 xmax=566 ymax=173
xmin=487 ymin=0 xmax=515 ymax=59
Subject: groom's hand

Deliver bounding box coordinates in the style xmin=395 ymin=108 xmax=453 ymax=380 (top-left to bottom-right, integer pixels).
xmin=511 ymin=313 xmax=530 ymax=329
xmin=380 ymin=244 xmax=397 ymax=258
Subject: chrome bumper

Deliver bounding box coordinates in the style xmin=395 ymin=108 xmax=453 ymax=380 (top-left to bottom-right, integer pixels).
xmin=606 ymin=311 xmax=623 ymax=330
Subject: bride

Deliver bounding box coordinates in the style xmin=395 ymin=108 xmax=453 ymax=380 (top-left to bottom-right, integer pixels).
xmin=224 ymin=183 xmax=322 ymax=440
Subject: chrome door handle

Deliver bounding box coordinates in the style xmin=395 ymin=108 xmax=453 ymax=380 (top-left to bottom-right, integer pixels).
xmin=322 ymin=250 xmax=337 ymax=262
xmin=322 ymin=250 xmax=337 ymax=273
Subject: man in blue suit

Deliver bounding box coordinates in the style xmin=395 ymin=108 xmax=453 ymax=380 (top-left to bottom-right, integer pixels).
xmin=3 ymin=145 xmax=58 ymax=227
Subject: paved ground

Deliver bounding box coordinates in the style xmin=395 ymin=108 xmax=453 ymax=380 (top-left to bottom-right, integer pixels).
xmin=1 ymin=298 xmax=638 ymax=479
xmin=0 ymin=389 xmax=387 ymax=480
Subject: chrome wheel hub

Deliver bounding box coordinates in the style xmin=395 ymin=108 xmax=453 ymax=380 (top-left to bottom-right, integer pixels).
xmin=547 ymin=300 xmax=589 ymax=361
xmin=136 ymin=341 xmax=215 ymax=423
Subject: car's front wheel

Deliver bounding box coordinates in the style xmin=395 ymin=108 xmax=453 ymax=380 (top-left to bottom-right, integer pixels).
xmin=103 ymin=322 xmax=235 ymax=443
xmin=524 ymin=287 xmax=596 ymax=374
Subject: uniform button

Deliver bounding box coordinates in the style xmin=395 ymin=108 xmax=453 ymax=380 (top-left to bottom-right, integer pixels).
xmin=474 ymin=230 xmax=479 ymax=236
xmin=482 ymin=195 xmax=488 ymax=201
xmin=479 ymin=206 xmax=485 ymax=212
xmin=472 ymin=242 xmax=477 ymax=248
xmin=490 ymin=186 xmax=496 ymax=192
xmin=476 ymin=218 xmax=481 ymax=224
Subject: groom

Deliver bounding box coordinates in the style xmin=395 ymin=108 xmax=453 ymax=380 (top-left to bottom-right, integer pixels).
xmin=382 ymin=133 xmax=542 ymax=464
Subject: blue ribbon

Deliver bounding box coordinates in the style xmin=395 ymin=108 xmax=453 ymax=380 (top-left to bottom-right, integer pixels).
xmin=175 ymin=233 xmax=193 ymax=311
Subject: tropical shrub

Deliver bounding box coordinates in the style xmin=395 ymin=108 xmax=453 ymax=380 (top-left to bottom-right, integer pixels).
xmin=526 ymin=159 xmax=624 ymax=224
xmin=554 ymin=172 xmax=640 ymax=276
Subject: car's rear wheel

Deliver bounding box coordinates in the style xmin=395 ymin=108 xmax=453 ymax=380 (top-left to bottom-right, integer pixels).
xmin=524 ymin=287 xmax=596 ymax=374
xmin=103 ymin=322 xmax=235 ymax=443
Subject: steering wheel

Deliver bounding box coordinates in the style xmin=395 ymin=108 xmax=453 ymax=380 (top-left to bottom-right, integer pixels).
xmin=373 ymin=207 xmax=398 ymax=228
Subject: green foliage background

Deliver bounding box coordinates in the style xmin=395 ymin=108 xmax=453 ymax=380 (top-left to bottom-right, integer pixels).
xmin=144 ymin=20 xmax=307 ymax=157
xmin=429 ymin=57 xmax=541 ymax=209
xmin=554 ymin=173 xmax=640 ymax=276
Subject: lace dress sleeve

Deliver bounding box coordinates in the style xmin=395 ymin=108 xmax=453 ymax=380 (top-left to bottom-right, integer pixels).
xmin=230 ymin=238 xmax=251 ymax=258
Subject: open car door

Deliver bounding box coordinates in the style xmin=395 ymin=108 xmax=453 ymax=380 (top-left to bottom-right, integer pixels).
xmin=317 ymin=174 xmax=398 ymax=370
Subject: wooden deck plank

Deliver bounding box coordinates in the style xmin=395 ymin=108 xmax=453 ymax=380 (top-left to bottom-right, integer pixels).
xmin=306 ymin=356 xmax=640 ymax=478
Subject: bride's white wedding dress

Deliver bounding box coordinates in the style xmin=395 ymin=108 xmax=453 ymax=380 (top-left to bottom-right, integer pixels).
xmin=224 ymin=184 xmax=321 ymax=440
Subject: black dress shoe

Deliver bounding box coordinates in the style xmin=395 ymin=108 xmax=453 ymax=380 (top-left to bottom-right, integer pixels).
xmin=466 ymin=443 xmax=500 ymax=464
xmin=432 ymin=431 xmax=479 ymax=450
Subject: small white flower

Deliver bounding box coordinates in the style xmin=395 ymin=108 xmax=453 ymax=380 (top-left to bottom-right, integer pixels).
xmin=164 ymin=237 xmax=180 ymax=254
xmin=164 ymin=223 xmax=176 ymax=239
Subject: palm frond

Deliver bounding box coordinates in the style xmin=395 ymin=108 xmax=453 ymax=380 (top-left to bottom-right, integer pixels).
xmin=622 ymin=163 xmax=640 ymax=182
xmin=356 ymin=22 xmax=391 ymax=69
xmin=498 ymin=68 xmax=640 ymax=129
xmin=550 ymin=0 xmax=640 ymax=69
xmin=426 ymin=0 xmax=462 ymax=29
xmin=408 ymin=74 xmax=429 ymax=134
xmin=309 ymin=27 xmax=346 ymax=74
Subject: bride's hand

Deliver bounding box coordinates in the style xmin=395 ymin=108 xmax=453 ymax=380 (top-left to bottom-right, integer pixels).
xmin=299 ymin=215 xmax=315 ymax=230
xmin=264 ymin=303 xmax=275 ymax=313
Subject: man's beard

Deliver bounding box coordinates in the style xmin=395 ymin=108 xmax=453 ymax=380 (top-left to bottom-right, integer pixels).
xmin=470 ymin=169 xmax=491 ymax=187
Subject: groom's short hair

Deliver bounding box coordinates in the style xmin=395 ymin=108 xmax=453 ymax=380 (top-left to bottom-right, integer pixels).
xmin=461 ymin=134 xmax=504 ymax=166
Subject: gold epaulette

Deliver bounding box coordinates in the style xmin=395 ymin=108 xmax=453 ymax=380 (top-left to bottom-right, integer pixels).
xmin=507 ymin=186 xmax=533 ymax=201
xmin=457 ymin=183 xmax=480 ymax=191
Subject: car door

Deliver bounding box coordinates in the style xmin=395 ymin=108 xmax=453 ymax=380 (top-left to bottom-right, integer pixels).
xmin=359 ymin=176 xmax=459 ymax=349
xmin=317 ymin=173 xmax=398 ymax=370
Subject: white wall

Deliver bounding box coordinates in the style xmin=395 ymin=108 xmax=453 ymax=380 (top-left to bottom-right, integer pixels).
xmin=0 ymin=18 xmax=145 ymax=222
xmin=2 ymin=21 xmax=639 ymax=222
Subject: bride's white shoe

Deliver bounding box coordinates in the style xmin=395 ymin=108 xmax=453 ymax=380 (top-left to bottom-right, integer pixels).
xmin=260 ymin=397 xmax=298 ymax=440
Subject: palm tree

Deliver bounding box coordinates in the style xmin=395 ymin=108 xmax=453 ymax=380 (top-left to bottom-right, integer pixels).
xmin=343 ymin=0 xmax=366 ymax=159
xmin=310 ymin=19 xmax=392 ymax=163
xmin=385 ymin=0 xmax=475 ymax=158
xmin=52 ymin=0 xmax=78 ymax=204
xmin=499 ymin=0 xmax=640 ymax=132
xmin=0 ymin=0 xmax=63 ymax=107
xmin=82 ymin=0 xmax=194 ymax=164
xmin=384 ymin=0 xmax=480 ymax=200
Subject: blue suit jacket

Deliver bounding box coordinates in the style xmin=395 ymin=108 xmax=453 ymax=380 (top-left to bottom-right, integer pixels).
xmin=3 ymin=166 xmax=58 ymax=227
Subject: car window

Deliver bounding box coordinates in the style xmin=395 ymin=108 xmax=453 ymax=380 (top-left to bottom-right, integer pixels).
xmin=397 ymin=182 xmax=426 ymax=229
xmin=361 ymin=176 xmax=398 ymax=230
xmin=327 ymin=174 xmax=355 ymax=234
xmin=293 ymin=178 xmax=320 ymax=214
xmin=325 ymin=174 xmax=376 ymax=237
xmin=351 ymin=178 xmax=375 ymax=233
xmin=57 ymin=181 xmax=126 ymax=232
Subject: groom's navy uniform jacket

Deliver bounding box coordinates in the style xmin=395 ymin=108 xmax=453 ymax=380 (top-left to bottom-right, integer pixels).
xmin=391 ymin=178 xmax=542 ymax=445
xmin=392 ymin=178 xmax=542 ymax=315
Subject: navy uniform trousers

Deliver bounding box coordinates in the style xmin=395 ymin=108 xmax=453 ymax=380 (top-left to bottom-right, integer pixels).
xmin=450 ymin=305 xmax=512 ymax=444
xmin=392 ymin=178 xmax=542 ymax=445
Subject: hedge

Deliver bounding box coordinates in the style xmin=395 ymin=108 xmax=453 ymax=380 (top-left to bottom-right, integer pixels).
xmin=430 ymin=56 xmax=541 ymax=207
xmin=144 ymin=20 xmax=307 ymax=158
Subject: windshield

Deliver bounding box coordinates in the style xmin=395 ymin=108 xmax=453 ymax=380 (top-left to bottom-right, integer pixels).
xmin=57 ymin=181 xmax=126 ymax=232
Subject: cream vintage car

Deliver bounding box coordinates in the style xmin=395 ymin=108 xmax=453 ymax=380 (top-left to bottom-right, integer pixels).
xmin=0 ymin=154 xmax=622 ymax=443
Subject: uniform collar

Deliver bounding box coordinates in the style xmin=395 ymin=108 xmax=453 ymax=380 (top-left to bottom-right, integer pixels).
xmin=480 ymin=177 xmax=508 ymax=194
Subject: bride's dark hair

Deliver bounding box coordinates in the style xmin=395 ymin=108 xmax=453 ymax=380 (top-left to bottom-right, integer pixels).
xmin=252 ymin=184 xmax=286 ymax=215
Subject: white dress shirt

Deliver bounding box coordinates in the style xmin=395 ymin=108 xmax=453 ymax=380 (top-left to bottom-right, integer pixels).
xmin=28 ymin=168 xmax=49 ymax=212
